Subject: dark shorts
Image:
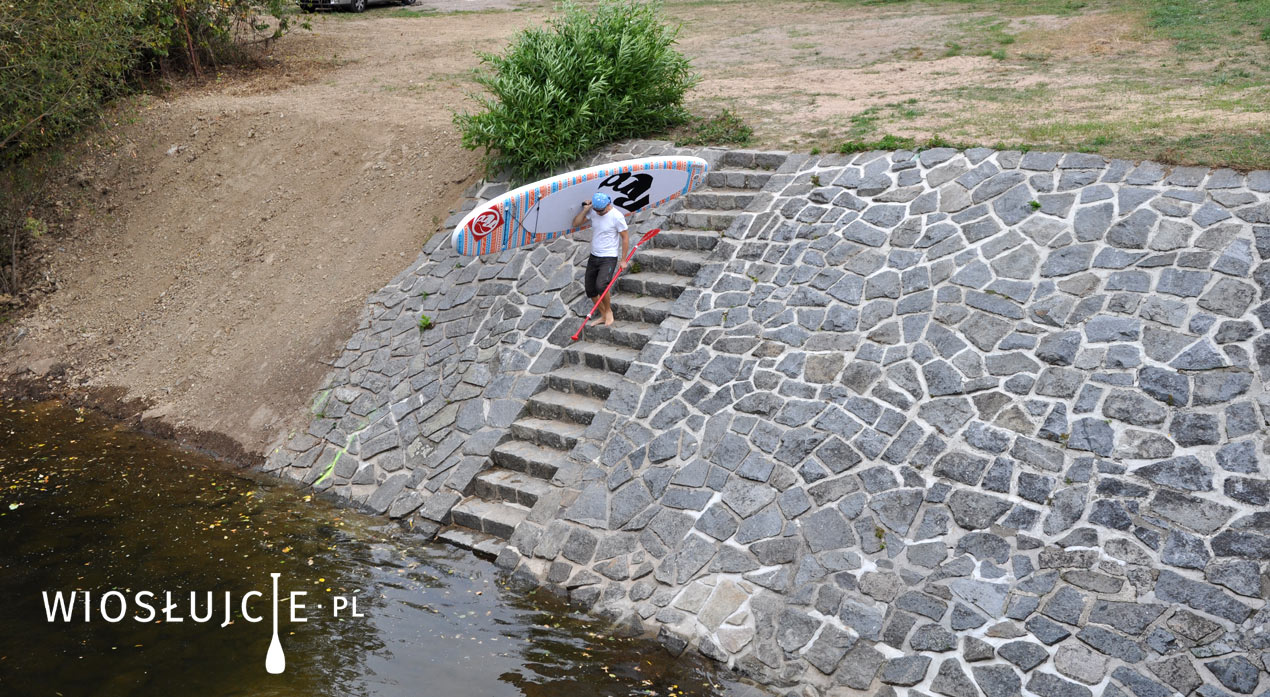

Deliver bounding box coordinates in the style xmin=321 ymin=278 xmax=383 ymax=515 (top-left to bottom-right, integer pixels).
xmin=585 ymin=254 xmax=618 ymax=299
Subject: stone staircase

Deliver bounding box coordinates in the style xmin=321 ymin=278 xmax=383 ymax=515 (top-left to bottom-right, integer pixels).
xmin=436 ymin=150 xmax=786 ymax=556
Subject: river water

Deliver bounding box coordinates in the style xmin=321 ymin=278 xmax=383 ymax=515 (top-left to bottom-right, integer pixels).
xmin=0 ymin=400 xmax=764 ymax=697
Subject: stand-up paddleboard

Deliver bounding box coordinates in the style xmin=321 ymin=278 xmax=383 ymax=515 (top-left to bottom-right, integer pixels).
xmin=452 ymin=156 xmax=708 ymax=256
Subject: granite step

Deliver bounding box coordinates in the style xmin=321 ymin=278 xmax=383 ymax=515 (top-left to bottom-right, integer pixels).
xmin=707 ymin=169 xmax=772 ymax=190
xmin=491 ymin=439 xmax=565 ymax=480
xmin=617 ymin=270 xmax=688 ymax=300
xmin=718 ymin=149 xmax=789 ymax=170
xmin=547 ymin=363 xmax=624 ymax=400
xmin=669 ymin=208 xmax=739 ymax=231
xmin=631 ymin=246 xmax=711 ymax=277
xmin=563 ymin=341 xmax=642 ymax=375
xmin=508 ymin=416 xmax=586 ymax=451
xmin=449 ymin=497 xmax=529 ymax=540
xmin=647 ymin=228 xmax=721 ymax=253
xmin=611 ymin=295 xmax=676 ymax=325
xmin=436 ymin=526 xmax=506 ymax=558
xmin=686 ymin=188 xmax=758 ymax=210
xmin=472 ymin=468 xmax=553 ymax=508
xmin=572 ymin=318 xmax=658 ymax=352
xmin=526 ymin=389 xmax=605 ymax=425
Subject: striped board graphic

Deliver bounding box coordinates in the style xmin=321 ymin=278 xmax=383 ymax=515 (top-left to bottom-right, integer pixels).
xmin=451 ymin=156 xmax=709 ymax=256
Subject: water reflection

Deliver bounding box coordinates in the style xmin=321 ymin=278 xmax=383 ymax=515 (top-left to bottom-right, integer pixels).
xmin=0 ymin=401 xmax=766 ymax=697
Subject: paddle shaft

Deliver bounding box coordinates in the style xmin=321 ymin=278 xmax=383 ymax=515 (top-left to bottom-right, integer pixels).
xmin=572 ymin=228 xmax=660 ymax=341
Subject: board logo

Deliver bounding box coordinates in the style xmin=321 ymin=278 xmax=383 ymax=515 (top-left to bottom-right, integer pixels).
xmin=468 ymin=208 xmax=503 ymax=240
xmin=599 ymin=171 xmax=653 ymax=211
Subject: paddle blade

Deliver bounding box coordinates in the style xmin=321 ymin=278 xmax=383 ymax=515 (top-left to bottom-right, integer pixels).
xmin=266 ymin=635 xmax=285 ymax=674
xmin=636 ymin=227 xmax=662 ymax=246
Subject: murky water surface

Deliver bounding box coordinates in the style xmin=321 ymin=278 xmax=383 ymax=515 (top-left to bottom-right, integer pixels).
xmin=0 ymin=400 xmax=764 ymax=697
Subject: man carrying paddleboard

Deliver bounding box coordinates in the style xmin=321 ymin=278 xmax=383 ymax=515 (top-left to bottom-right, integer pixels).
xmin=572 ymin=192 xmax=630 ymax=327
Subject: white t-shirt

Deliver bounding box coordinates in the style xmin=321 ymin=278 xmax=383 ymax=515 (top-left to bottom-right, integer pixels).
xmin=587 ymin=207 xmax=628 ymax=258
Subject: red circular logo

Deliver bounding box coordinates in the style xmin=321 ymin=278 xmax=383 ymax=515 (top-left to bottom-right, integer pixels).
xmin=469 ymin=208 xmax=502 ymax=240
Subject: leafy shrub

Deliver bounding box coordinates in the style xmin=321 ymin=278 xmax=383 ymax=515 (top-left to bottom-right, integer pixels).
xmin=455 ymin=0 xmax=698 ymax=181
xmin=0 ymin=0 xmax=300 ymax=164
xmin=0 ymin=0 xmax=299 ymax=297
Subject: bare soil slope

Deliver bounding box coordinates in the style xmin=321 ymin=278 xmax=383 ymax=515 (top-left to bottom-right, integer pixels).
xmin=2 ymin=9 xmax=548 ymax=455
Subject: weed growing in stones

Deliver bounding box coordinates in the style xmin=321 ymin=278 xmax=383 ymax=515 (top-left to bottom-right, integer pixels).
xmin=676 ymin=109 xmax=753 ymax=147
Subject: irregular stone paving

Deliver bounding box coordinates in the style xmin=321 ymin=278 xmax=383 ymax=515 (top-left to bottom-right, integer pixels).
xmin=269 ymin=142 xmax=1270 ymax=697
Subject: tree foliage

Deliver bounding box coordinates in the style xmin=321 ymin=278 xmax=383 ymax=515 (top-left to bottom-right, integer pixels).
xmin=454 ymin=0 xmax=698 ymax=181
xmin=0 ymin=0 xmax=300 ymax=163
xmin=0 ymin=0 xmax=300 ymax=298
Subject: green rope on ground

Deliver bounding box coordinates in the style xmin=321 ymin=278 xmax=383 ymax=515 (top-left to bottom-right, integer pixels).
xmin=313 ymin=435 xmax=354 ymax=487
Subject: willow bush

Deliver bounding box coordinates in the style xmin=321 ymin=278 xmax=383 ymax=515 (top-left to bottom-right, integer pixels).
xmin=454 ymin=0 xmax=698 ymax=181
xmin=0 ymin=0 xmax=299 ymax=163
xmin=0 ymin=0 xmax=299 ymax=298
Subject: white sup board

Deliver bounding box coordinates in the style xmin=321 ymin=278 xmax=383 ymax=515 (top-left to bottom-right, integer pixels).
xmin=451 ymin=155 xmax=708 ymax=256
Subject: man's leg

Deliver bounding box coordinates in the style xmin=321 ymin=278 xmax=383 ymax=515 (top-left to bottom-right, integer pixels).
xmin=598 ymin=257 xmax=617 ymax=325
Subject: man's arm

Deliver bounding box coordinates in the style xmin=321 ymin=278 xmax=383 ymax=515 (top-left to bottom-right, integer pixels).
xmin=572 ymin=202 xmax=591 ymax=229
xmin=617 ymin=227 xmax=631 ymax=270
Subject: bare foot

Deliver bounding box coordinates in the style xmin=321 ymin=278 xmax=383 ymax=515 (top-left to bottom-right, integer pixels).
xmin=603 ymin=312 xmax=615 ymax=326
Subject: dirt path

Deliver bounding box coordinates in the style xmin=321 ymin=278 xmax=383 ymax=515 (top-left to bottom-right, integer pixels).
xmin=4 ymin=0 xmax=1264 ymax=459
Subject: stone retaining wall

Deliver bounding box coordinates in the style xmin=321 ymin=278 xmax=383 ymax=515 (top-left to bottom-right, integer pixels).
xmin=270 ymin=142 xmax=1270 ymax=697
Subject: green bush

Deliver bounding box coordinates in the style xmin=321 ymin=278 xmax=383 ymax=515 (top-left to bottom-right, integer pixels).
xmin=0 ymin=0 xmax=300 ymax=297
xmin=455 ymin=0 xmax=698 ymax=181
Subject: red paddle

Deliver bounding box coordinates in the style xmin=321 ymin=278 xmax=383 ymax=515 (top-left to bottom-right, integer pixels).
xmin=572 ymin=228 xmax=662 ymax=342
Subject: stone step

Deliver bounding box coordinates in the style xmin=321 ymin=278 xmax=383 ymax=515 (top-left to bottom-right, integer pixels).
xmin=526 ymin=389 xmax=605 ymax=425
xmin=548 ymin=363 xmax=624 ymax=399
xmin=437 ymin=526 xmax=508 ymax=558
xmin=509 ymin=416 xmax=586 ymax=451
xmin=647 ymin=228 xmax=721 ymax=253
xmin=491 ymin=439 xmax=564 ymax=480
xmin=669 ymin=208 xmax=739 ymax=231
xmin=611 ymin=295 xmax=676 ymax=325
xmin=707 ymin=169 xmax=773 ymax=190
xmin=631 ymin=246 xmax=710 ymax=277
xmin=718 ymin=149 xmax=788 ymax=170
xmin=449 ymin=497 xmax=529 ymax=540
xmin=617 ymin=270 xmax=688 ymax=300
xmin=686 ymin=188 xmax=757 ymax=210
xmin=563 ymin=341 xmax=642 ymax=375
xmin=572 ymin=318 xmax=658 ymax=352
xmin=473 ymin=468 xmax=553 ymax=508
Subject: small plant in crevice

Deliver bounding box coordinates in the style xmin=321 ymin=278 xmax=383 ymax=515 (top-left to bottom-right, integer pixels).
xmin=810 ymin=174 xmax=821 ymax=187
xmin=418 ymin=314 xmax=434 ymax=331
xmin=628 ymin=261 xmax=642 ymax=274
xmin=1029 ymin=200 xmax=1042 ymax=210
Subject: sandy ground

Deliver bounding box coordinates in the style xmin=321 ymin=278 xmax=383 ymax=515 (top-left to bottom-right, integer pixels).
xmin=4 ymin=0 xmax=1265 ymax=460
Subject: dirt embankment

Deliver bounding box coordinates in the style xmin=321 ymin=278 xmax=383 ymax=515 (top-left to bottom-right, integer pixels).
xmin=1 ymin=9 xmax=546 ymax=458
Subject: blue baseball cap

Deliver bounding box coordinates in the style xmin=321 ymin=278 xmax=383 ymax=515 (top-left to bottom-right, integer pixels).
xmin=592 ymin=192 xmax=611 ymax=209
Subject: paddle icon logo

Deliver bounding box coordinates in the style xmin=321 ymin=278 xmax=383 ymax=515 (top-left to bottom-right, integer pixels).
xmin=41 ymin=573 xmax=367 ymax=675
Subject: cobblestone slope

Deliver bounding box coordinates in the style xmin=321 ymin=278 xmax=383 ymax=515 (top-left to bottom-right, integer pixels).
xmin=269 ymin=142 xmax=1270 ymax=697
